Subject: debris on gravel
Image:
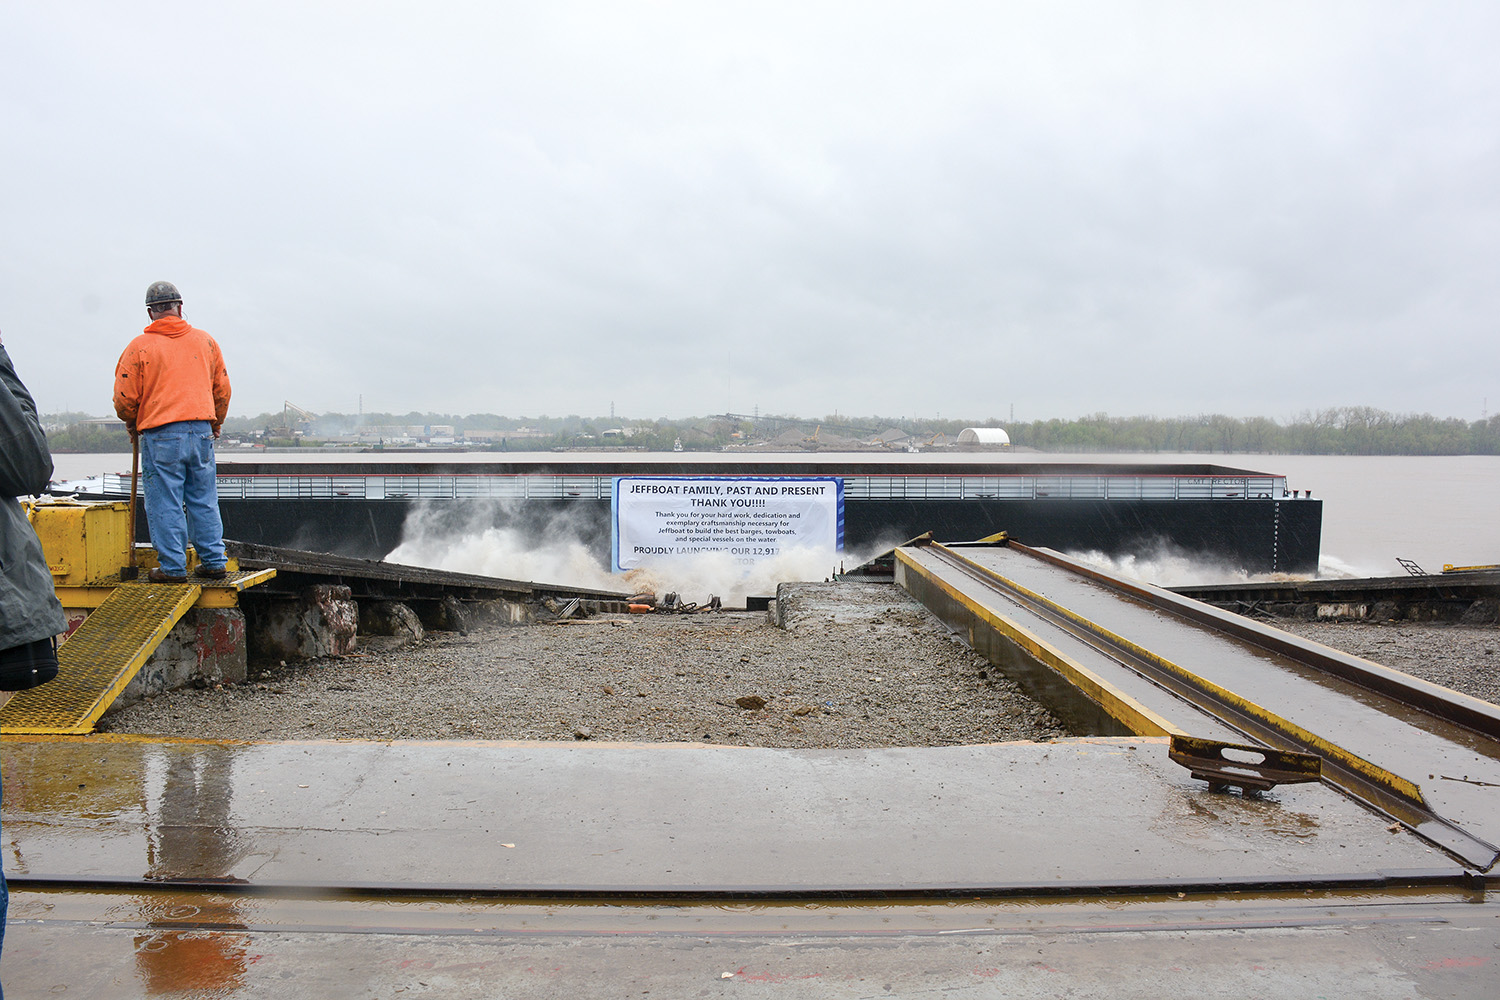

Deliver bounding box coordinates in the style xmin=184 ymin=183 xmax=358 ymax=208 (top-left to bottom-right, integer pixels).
xmin=97 ymin=581 xmax=1499 ymax=747
xmin=99 ymin=582 xmax=1073 ymax=746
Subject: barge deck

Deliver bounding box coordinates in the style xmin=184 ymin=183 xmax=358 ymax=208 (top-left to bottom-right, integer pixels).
xmin=55 ymin=452 xmax=1324 ymax=573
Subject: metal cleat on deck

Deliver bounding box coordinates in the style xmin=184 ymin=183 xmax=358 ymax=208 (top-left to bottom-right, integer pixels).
xmin=1168 ymin=734 xmax=1322 ymax=795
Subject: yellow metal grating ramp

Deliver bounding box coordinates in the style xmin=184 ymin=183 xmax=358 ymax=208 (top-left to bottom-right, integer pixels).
xmin=1 ymin=582 xmax=201 ymax=735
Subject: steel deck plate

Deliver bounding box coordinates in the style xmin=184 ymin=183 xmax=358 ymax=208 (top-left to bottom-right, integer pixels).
xmin=900 ymin=541 xmax=1500 ymax=870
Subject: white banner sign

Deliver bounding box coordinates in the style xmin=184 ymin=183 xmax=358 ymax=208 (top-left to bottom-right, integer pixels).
xmin=612 ymin=476 xmax=844 ymax=571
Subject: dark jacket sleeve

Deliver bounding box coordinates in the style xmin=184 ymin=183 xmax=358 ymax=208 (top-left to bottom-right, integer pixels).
xmin=0 ymin=345 xmax=54 ymax=497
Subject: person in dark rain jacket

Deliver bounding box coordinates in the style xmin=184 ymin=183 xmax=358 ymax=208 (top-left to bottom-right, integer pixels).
xmin=0 ymin=328 xmax=64 ymax=995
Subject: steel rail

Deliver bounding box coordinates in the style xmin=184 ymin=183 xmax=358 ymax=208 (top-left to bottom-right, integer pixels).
xmin=1007 ymin=540 xmax=1500 ymax=741
xmin=920 ymin=541 xmax=1500 ymax=871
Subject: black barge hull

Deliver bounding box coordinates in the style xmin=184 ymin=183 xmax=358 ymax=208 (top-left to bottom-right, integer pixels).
xmin=216 ymin=494 xmax=1321 ymax=574
xmin=66 ymin=455 xmax=1319 ymax=574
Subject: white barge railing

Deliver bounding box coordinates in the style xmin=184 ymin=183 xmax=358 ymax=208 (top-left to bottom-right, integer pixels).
xmin=66 ymin=472 xmax=1293 ymax=502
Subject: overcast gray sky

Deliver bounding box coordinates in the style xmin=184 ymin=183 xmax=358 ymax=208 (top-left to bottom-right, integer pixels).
xmin=3 ymin=2 xmax=1496 ymax=424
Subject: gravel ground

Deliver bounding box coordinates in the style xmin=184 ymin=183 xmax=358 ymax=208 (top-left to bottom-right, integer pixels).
xmin=1267 ymin=618 xmax=1500 ymax=703
xmin=99 ymin=582 xmax=1071 ymax=746
xmin=97 ymin=584 xmax=1500 ymax=745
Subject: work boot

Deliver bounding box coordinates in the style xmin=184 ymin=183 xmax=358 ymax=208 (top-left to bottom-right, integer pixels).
xmin=194 ymin=565 xmax=228 ymax=580
xmin=148 ymin=568 xmax=188 ymax=583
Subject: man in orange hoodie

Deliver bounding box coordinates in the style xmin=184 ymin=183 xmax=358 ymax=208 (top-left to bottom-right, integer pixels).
xmin=114 ymin=281 xmax=232 ymax=583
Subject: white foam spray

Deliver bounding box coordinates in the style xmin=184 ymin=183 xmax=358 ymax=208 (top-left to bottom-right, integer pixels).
xmin=1065 ymin=548 xmax=1266 ymax=588
xmin=1312 ymin=553 xmax=1390 ymax=580
xmin=389 ymin=520 xmax=621 ymax=591
xmin=386 ymin=500 xmax=855 ymax=605
xmin=1067 ymin=544 xmax=1391 ymax=587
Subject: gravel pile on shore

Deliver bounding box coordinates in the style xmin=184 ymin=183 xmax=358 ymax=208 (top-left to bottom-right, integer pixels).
xmin=100 ymin=582 xmax=1071 ymax=746
xmin=1268 ymin=618 xmax=1500 ymax=704
xmin=97 ymin=583 xmax=1500 ymax=745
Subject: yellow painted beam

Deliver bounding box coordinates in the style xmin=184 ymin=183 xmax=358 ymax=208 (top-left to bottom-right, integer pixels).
xmin=932 ymin=542 xmax=1428 ymax=807
xmin=895 ymin=546 xmax=1182 ymax=739
xmin=53 ymin=567 xmax=276 ymax=610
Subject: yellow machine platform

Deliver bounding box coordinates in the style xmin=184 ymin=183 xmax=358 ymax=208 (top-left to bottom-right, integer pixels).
xmin=1 ymin=570 xmax=274 ymax=736
xmin=7 ymin=500 xmax=276 ymax=735
xmin=2 ymin=582 xmax=201 ymax=735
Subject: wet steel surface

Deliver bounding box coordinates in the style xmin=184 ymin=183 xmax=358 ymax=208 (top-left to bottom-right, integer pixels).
xmin=898 ymin=544 xmax=1245 ymax=740
xmin=4 ymin=730 xmax=1496 ymax=996
xmin=8 ymin=558 xmax=1500 ymax=996
xmin=946 ymin=545 xmax=1500 ymax=861
xmin=6 ymin=878 xmax=1499 ymax=997
xmin=2 ymin=736 xmax=1455 ymax=891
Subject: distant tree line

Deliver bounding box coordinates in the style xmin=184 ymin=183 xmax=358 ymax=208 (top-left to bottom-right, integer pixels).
xmin=44 ymin=406 xmax=1500 ymax=455
xmin=44 ymin=423 xmax=132 ymax=453
xmin=1004 ymin=408 xmax=1500 ymax=455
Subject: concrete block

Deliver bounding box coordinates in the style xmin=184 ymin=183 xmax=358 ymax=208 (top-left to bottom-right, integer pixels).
xmin=466 ymin=599 xmax=529 ymax=626
xmin=248 ymin=585 xmax=358 ymax=661
xmin=359 ymin=601 xmax=425 ymax=640
xmin=1462 ymin=598 xmax=1500 ymax=625
xmin=774 ymin=582 xmax=795 ymax=629
xmin=414 ymin=595 xmax=472 ymax=633
xmin=113 ymin=608 xmax=248 ymax=709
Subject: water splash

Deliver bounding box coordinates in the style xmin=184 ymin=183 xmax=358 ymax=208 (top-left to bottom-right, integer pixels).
xmin=1068 ymin=545 xmax=1389 ymax=587
xmin=386 ymin=500 xmax=853 ymax=605
xmin=1314 ymin=553 xmax=1390 ymax=580
xmin=1066 ymin=549 xmax=1267 ymax=588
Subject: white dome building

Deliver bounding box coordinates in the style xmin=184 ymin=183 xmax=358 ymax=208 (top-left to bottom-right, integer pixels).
xmin=956 ymin=427 xmax=1011 ymax=447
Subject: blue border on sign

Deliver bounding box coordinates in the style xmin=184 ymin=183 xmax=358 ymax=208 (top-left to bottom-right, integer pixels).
xmin=610 ymin=477 xmax=620 ymax=571
xmin=611 ymin=475 xmax=844 ymax=572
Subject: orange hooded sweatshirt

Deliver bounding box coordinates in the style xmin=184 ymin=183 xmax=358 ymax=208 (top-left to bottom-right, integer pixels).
xmin=113 ymin=315 xmax=232 ymax=434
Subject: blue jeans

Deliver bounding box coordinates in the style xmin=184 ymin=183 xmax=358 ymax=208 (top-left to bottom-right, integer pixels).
xmin=141 ymin=421 xmax=226 ymax=576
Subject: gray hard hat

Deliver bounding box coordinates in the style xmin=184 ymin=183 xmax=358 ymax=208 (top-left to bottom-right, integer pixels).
xmin=144 ymin=281 xmax=183 ymax=306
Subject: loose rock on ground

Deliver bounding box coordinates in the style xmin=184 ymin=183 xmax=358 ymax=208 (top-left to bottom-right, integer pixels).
xmin=98 ymin=583 xmax=1500 ymax=745
xmin=100 ymin=582 xmax=1071 ymax=747
xmin=1269 ymin=618 xmax=1500 ymax=704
